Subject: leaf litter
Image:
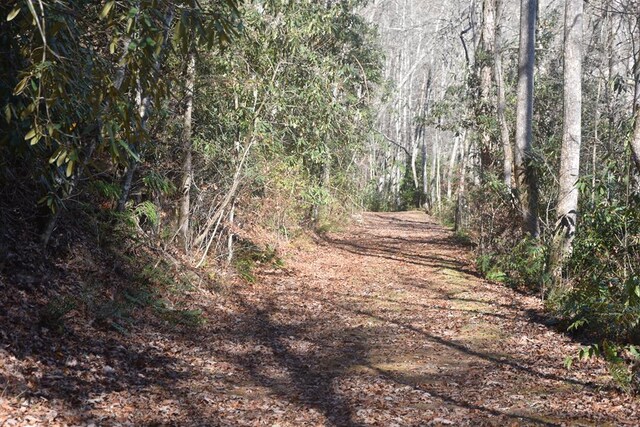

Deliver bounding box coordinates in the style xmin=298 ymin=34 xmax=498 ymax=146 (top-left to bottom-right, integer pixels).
xmin=1 ymin=211 xmax=639 ymax=426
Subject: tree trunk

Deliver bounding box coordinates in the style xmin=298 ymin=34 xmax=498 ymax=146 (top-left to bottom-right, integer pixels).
xmin=117 ymin=163 xmax=138 ymax=212
xmin=411 ymin=73 xmax=427 ymax=191
xmin=430 ymin=130 xmax=438 ymax=206
xmin=630 ymin=12 xmax=640 ymax=175
xmin=592 ymin=81 xmax=602 ymax=203
xmin=435 ymin=140 xmax=441 ymax=210
xmin=514 ymin=0 xmax=540 ymax=238
xmin=455 ymin=132 xmax=470 ymax=232
xmin=494 ymin=0 xmax=513 ymax=189
xmin=478 ymin=0 xmax=496 ymax=178
xmin=411 ymin=141 xmax=419 ymax=189
xmin=316 ymin=156 xmax=331 ymax=222
xmin=177 ymin=51 xmax=196 ymax=251
xmin=421 ymin=134 xmax=429 ymax=211
xmin=446 ymin=134 xmax=460 ymax=200
xmin=227 ymin=201 xmax=236 ymax=264
xmin=549 ymin=0 xmax=583 ymax=289
xmin=632 ymin=109 xmax=640 ymax=176
xmin=419 ymin=70 xmax=432 ymax=210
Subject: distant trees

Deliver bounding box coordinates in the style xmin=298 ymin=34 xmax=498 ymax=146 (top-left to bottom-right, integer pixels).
xmin=361 ymin=0 xmax=455 ymax=212
xmin=365 ymin=0 xmax=640 ymax=352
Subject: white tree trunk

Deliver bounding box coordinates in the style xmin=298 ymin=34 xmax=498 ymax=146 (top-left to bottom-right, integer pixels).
xmin=436 ymin=140 xmax=442 ymax=210
xmin=550 ymin=0 xmax=583 ymax=288
xmin=422 ymin=134 xmax=429 ymax=210
xmin=479 ymin=0 xmax=496 ymax=177
xmin=494 ymin=0 xmax=513 ymax=189
xmin=447 ymin=134 xmax=460 ymax=200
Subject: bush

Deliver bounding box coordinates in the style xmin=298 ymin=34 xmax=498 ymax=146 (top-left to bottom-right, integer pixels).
xmin=476 ymin=238 xmax=547 ymax=290
xmin=39 ymin=296 xmax=76 ymax=333
xmin=559 ymin=196 xmax=640 ymax=343
xmin=232 ymin=240 xmax=284 ymax=283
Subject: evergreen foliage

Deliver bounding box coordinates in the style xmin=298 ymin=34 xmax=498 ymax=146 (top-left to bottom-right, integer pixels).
xmin=0 ymin=0 xmax=382 ymax=258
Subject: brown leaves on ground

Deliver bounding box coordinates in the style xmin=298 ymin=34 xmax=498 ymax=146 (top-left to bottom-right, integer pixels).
xmin=1 ymin=212 xmax=639 ymax=426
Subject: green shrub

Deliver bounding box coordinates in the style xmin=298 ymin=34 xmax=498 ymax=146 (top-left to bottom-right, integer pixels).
xmin=560 ymin=196 xmax=640 ymax=342
xmin=39 ymin=296 xmax=76 ymax=333
xmin=565 ymin=341 xmax=640 ymax=393
xmin=505 ymin=238 xmax=548 ymax=290
xmin=232 ymin=240 xmax=284 ymax=283
xmin=476 ymin=238 xmax=547 ymax=290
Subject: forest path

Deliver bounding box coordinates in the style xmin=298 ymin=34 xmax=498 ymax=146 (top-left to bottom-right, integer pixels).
xmin=231 ymin=211 xmax=637 ymax=426
xmin=3 ymin=212 xmax=640 ymax=426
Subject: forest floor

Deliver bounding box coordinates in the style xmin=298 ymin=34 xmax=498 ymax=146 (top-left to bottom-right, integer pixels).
xmin=1 ymin=211 xmax=640 ymax=426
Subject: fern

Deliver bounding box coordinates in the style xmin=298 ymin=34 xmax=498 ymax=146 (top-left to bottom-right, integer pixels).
xmin=134 ymin=201 xmax=160 ymax=227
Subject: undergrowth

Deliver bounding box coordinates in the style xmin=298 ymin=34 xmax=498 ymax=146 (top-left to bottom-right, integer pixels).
xmin=440 ymin=177 xmax=640 ymax=392
xmin=232 ymin=240 xmax=284 ymax=283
